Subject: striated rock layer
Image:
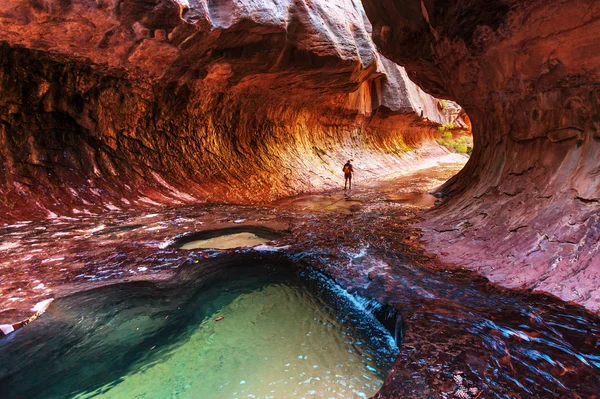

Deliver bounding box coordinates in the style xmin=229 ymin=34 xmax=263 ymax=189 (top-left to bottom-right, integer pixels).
xmin=362 ymin=0 xmax=600 ymax=311
xmin=0 ymin=0 xmax=463 ymax=222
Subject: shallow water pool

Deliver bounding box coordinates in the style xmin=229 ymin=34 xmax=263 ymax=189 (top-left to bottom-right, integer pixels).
xmin=180 ymin=231 xmax=269 ymax=250
xmin=0 ymin=257 xmax=397 ymax=399
xmin=171 ymin=226 xmax=284 ymax=250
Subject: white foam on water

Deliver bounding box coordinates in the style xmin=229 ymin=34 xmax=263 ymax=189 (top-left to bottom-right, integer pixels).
xmin=254 ymin=244 xmax=289 ymax=252
xmin=31 ymin=298 xmax=54 ymax=313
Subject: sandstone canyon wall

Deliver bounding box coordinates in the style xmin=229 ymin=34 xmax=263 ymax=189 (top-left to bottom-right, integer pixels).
xmin=0 ymin=0 xmax=464 ymax=222
xmin=362 ymin=0 xmax=600 ymax=311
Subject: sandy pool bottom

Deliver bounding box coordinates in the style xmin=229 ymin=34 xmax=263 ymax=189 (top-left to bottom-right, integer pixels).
xmin=74 ymin=277 xmax=393 ymax=399
xmin=180 ymin=232 xmax=270 ymax=250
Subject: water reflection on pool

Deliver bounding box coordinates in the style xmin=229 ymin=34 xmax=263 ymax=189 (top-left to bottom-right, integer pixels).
xmin=0 ymin=257 xmax=398 ymax=399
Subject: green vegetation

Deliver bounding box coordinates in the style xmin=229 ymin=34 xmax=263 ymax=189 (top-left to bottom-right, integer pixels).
xmin=435 ymin=122 xmax=473 ymax=155
xmin=438 ymin=136 xmax=471 ymax=154
xmin=437 ymin=122 xmax=456 ymax=134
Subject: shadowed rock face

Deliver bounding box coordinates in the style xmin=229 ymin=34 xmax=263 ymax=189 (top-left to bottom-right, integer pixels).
xmin=0 ymin=0 xmax=465 ymax=221
xmin=362 ymin=0 xmax=600 ymax=310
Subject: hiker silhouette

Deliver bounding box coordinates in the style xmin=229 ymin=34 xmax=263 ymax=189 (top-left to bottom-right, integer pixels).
xmin=342 ymin=159 xmax=353 ymax=190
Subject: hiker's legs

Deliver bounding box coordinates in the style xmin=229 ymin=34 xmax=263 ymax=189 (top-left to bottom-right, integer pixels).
xmin=348 ymin=176 xmax=352 ymax=190
xmin=344 ymin=177 xmax=348 ymax=190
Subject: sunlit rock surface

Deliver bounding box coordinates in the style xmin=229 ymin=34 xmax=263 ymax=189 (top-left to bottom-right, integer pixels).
xmin=362 ymin=0 xmax=600 ymax=311
xmin=0 ymin=0 xmax=465 ymax=222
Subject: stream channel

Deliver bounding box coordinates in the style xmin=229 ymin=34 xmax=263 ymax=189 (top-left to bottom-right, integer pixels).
xmin=0 ymin=163 xmax=598 ymax=398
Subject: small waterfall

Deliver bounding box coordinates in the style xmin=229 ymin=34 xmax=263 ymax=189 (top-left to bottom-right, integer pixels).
xmin=306 ymin=269 xmax=404 ymax=347
xmin=343 ymin=291 xmax=405 ymax=348
xmin=372 ymin=303 xmax=404 ymax=346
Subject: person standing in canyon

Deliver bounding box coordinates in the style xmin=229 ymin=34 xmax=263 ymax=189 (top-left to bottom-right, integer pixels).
xmin=343 ymin=159 xmax=354 ymax=190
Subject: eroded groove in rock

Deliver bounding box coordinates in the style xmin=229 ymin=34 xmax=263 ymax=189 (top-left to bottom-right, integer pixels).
xmin=0 ymin=1 xmax=465 ymax=222
xmin=362 ymin=0 xmax=600 ymax=311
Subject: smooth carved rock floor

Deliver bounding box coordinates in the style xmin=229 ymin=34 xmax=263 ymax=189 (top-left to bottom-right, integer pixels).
xmin=2 ymin=160 xmax=599 ymax=399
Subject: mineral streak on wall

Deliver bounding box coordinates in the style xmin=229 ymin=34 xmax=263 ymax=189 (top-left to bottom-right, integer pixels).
xmin=362 ymin=0 xmax=600 ymax=310
xmin=0 ymin=0 xmax=464 ymax=222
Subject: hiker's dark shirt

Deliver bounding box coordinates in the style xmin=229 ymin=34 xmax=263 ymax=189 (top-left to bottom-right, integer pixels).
xmin=343 ymin=163 xmax=353 ymax=178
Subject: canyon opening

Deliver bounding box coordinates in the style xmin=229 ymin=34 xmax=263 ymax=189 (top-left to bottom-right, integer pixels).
xmin=0 ymin=1 xmax=599 ymax=399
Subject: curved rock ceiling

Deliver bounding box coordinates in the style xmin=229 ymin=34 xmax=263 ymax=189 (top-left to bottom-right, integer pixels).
xmin=362 ymin=0 xmax=600 ymax=310
xmin=0 ymin=0 xmax=463 ymax=220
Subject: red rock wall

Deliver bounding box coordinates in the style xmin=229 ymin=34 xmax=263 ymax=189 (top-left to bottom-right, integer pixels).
xmin=0 ymin=42 xmax=452 ymax=222
xmin=362 ymin=0 xmax=600 ymax=310
xmin=0 ymin=0 xmax=469 ymax=222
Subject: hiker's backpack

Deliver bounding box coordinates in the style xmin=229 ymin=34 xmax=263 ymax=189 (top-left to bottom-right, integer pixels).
xmin=343 ymin=165 xmax=351 ymax=173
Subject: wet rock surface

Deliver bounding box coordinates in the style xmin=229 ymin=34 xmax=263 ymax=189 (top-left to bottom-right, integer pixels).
xmin=0 ymin=157 xmax=462 ymax=327
xmin=1 ymin=162 xmax=599 ymax=398
xmin=361 ymin=0 xmax=600 ymax=311
xmin=0 ymin=0 xmax=599 ymax=396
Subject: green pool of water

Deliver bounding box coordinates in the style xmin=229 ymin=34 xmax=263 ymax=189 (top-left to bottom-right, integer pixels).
xmin=0 ymin=258 xmax=397 ymax=399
